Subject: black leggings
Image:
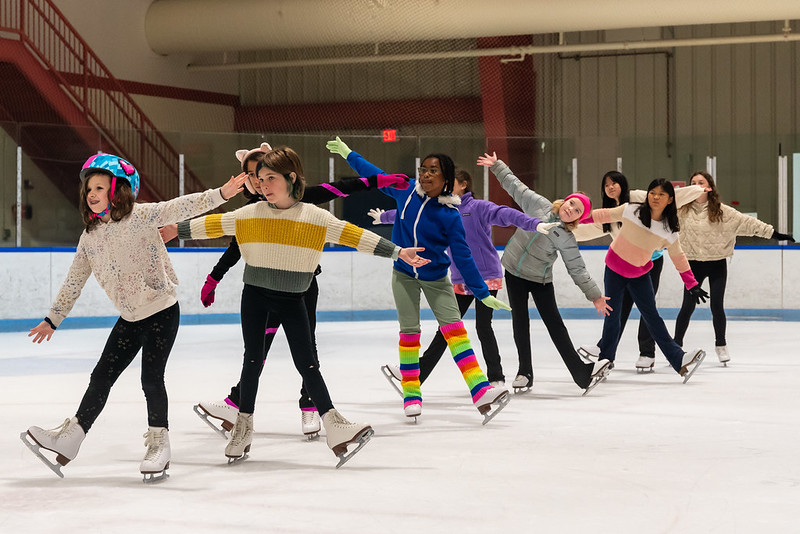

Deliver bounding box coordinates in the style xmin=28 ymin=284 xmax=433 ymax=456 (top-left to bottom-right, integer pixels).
xmin=76 ymin=302 xmax=180 ymax=433
xmin=674 ymin=259 xmax=728 ymax=347
xmin=227 ymin=276 xmax=319 ymax=409
xmin=418 ymin=290 xmax=502 ymax=383
xmin=238 ymin=284 xmax=332 ymax=415
xmin=505 ymin=271 xmax=594 ymax=388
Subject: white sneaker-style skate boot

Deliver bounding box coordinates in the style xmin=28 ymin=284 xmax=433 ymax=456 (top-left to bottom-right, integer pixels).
xmin=715 ymin=346 xmax=731 ymax=366
xmin=194 ymin=398 xmax=238 ymax=439
xmin=322 ymin=409 xmax=374 ymax=468
xmin=582 ymin=360 xmax=613 ymax=396
xmin=511 ymin=374 xmax=533 ymax=394
xmin=577 ymin=344 xmax=600 ymax=361
xmin=679 ymin=348 xmax=706 ymax=383
xmin=404 ymin=403 xmax=421 ymax=423
xmin=22 ymin=417 xmax=86 ymax=477
xmin=474 ymin=386 xmax=510 ymax=425
xmin=380 ymin=364 xmax=403 ymax=398
xmin=301 ymin=409 xmax=321 ymax=440
xmin=635 ymin=356 xmax=656 ymax=373
xmin=140 ymin=427 xmax=170 ymax=483
xmin=225 ymin=413 xmax=253 ymax=463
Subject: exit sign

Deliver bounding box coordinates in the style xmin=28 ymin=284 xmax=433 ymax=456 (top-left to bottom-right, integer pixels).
xmin=382 ymin=129 xmax=398 ymax=142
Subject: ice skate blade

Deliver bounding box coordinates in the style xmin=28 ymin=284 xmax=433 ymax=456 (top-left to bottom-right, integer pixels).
xmin=577 ymin=347 xmax=599 ymax=361
xmin=20 ymin=432 xmax=65 ymax=478
xmin=380 ymin=365 xmax=403 ymax=398
xmin=636 ymin=367 xmax=654 ymax=373
xmin=333 ymin=427 xmax=374 ymax=469
xmin=512 ymin=386 xmax=531 ymax=394
xmin=582 ymin=367 xmax=612 ymax=396
xmin=193 ymin=404 xmax=231 ymax=440
xmin=226 ymin=453 xmax=249 ymax=465
xmin=478 ymin=391 xmax=511 ymax=425
xmin=304 ymin=432 xmax=320 ymax=441
xmin=142 ymin=469 xmax=169 ymax=484
xmin=681 ymin=350 xmax=706 ymax=383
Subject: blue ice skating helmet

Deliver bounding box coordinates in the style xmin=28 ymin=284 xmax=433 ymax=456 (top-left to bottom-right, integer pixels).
xmin=80 ymin=153 xmax=141 ymax=199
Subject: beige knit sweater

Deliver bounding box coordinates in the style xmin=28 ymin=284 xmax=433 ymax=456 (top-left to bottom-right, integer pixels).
xmin=48 ymin=188 xmax=226 ymax=326
xmin=678 ymin=201 xmax=773 ymax=261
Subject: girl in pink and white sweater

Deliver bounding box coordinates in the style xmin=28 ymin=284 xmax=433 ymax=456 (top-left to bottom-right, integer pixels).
xmin=588 ymin=179 xmax=709 ymax=380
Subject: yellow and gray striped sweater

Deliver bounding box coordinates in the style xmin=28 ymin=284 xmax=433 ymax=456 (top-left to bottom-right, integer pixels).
xmin=178 ymin=201 xmax=401 ymax=293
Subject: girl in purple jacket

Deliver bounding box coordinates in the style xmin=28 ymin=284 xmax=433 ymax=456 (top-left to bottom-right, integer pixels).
xmin=373 ymin=169 xmax=553 ymax=388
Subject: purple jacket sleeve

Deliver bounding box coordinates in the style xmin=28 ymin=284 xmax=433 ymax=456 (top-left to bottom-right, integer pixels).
xmin=381 ymin=209 xmax=397 ymax=224
xmin=480 ymin=201 xmax=542 ymax=231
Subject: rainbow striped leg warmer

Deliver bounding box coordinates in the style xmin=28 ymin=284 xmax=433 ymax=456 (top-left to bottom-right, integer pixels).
xmin=441 ymin=321 xmax=492 ymax=403
xmin=399 ymin=332 xmax=422 ymax=409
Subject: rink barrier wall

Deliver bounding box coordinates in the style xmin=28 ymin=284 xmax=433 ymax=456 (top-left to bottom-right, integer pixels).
xmin=0 ymin=245 xmax=798 ymax=332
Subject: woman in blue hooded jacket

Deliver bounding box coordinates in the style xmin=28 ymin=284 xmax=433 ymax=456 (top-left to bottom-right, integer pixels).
xmin=327 ymin=137 xmax=512 ymax=423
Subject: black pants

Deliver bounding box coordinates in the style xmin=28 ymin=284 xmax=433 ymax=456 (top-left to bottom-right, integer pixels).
xmin=227 ymin=276 xmax=319 ymax=409
xmin=76 ymin=302 xmax=180 ymax=433
xmin=674 ymin=259 xmax=727 ymax=347
xmin=238 ymin=284 xmax=332 ymax=415
xmin=418 ymin=290 xmax=502 ymax=383
xmin=603 ymin=255 xmax=663 ymax=358
xmin=505 ymin=271 xmax=594 ymax=388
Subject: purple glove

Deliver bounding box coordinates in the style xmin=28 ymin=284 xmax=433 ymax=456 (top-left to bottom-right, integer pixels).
xmin=200 ymin=275 xmax=219 ymax=307
xmin=376 ymin=173 xmax=410 ymax=190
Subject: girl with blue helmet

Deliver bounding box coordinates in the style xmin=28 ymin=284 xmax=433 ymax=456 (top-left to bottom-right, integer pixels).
xmin=22 ymin=153 xmax=246 ymax=481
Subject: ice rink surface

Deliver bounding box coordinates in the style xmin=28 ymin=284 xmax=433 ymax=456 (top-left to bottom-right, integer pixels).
xmin=1 ymin=318 xmax=797 ymax=533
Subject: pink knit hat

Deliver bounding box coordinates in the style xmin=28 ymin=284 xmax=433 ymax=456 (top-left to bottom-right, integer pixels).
xmin=564 ymin=192 xmax=592 ymax=222
xmin=235 ymin=142 xmax=272 ymax=194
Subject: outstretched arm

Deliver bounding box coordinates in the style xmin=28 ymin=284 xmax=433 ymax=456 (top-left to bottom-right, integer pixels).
xmin=302 ymin=174 xmax=409 ymax=205
xmin=478 ymin=153 xmax=551 ymax=217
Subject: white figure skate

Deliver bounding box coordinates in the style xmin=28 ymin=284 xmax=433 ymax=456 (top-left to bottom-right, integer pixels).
xmin=635 ymin=356 xmax=656 ymax=373
xmin=582 ymin=360 xmax=613 ymax=396
xmin=475 ymin=387 xmax=511 ymax=425
xmin=225 ymin=413 xmax=253 ymax=464
xmin=511 ymin=374 xmax=532 ymax=394
xmin=194 ymin=399 xmax=238 ymax=439
xmin=140 ymin=427 xmax=170 ymax=483
xmin=301 ymin=409 xmax=321 ymax=440
xmin=404 ymin=403 xmax=421 ymax=423
xmin=489 ymin=380 xmax=505 ymax=388
xmin=322 ymin=409 xmax=374 ymax=468
xmin=715 ymin=346 xmax=730 ymax=366
xmin=577 ymin=344 xmax=600 ymax=362
xmin=380 ymin=364 xmax=403 ymax=398
xmin=21 ymin=417 xmax=85 ymax=478
xmin=680 ymin=349 xmax=706 ymax=383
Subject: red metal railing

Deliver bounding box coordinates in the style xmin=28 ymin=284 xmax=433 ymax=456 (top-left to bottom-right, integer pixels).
xmin=0 ymin=0 xmax=204 ymax=199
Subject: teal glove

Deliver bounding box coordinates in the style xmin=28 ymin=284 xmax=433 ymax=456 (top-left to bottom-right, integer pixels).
xmin=481 ymin=295 xmax=511 ymax=311
xmin=326 ymin=136 xmax=352 ymax=159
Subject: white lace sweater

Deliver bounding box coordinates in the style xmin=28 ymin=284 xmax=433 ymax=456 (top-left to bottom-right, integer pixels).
xmin=47 ymin=188 xmax=226 ymax=326
xmin=678 ymin=202 xmax=773 ymax=261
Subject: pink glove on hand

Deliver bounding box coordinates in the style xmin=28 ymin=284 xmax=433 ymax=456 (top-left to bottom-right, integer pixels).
xmin=200 ymin=275 xmax=219 ymax=307
xmin=376 ymin=173 xmax=410 ymax=190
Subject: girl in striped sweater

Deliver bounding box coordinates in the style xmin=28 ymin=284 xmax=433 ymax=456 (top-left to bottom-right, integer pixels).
xmin=177 ymin=146 xmax=427 ymax=467
xmin=587 ymin=178 xmax=709 ymax=381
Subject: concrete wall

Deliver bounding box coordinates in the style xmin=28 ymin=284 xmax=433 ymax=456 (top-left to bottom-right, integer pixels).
xmin=1 ymin=246 xmax=796 ymax=332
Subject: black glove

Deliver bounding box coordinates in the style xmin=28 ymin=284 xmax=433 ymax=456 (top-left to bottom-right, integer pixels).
xmin=771 ymin=230 xmax=795 ymax=243
xmin=688 ymin=285 xmax=709 ymax=304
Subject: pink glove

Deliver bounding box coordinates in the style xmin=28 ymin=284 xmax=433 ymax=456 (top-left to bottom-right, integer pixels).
xmin=376 ymin=174 xmax=410 ymax=190
xmin=200 ymin=275 xmax=219 ymax=307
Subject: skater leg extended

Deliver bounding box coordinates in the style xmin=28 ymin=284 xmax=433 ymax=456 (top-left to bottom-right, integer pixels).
xmin=399 ymin=332 xmax=422 ymax=417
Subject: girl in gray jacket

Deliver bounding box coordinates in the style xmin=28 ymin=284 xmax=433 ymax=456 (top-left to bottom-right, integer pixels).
xmin=478 ymin=152 xmax=611 ymax=394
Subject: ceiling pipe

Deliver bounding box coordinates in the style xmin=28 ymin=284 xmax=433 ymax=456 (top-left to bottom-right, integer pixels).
xmin=187 ymin=29 xmax=800 ymax=72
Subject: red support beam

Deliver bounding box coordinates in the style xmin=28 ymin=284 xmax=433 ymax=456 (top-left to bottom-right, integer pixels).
xmin=478 ymin=35 xmax=537 ymax=245
xmin=235 ymin=97 xmax=483 ymax=132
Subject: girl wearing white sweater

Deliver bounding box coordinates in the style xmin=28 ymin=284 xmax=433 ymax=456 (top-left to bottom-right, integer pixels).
xmin=673 ymin=171 xmax=794 ymax=364
xmin=23 ymin=153 xmax=245 ymax=480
